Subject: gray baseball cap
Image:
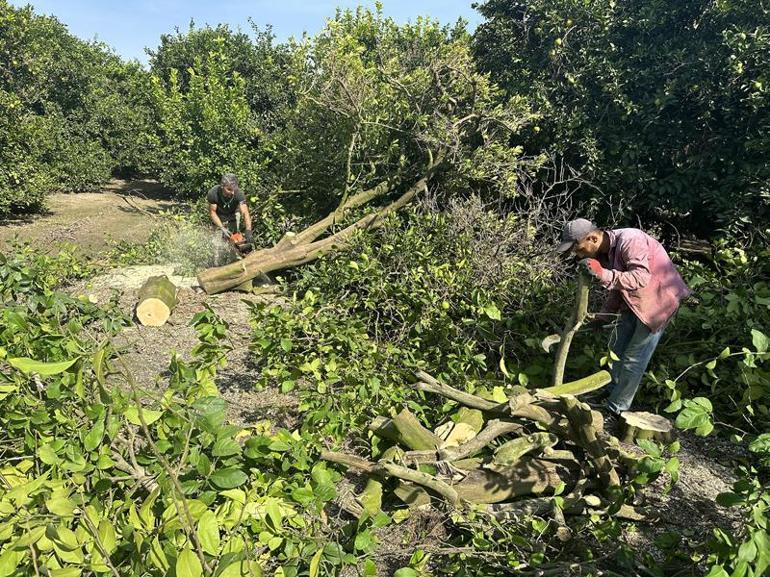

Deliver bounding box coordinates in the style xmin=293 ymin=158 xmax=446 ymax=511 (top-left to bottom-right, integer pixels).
xmin=556 ymin=218 xmax=597 ymax=252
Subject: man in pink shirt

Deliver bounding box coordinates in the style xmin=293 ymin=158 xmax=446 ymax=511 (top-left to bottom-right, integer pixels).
xmin=556 ymin=219 xmax=691 ymax=416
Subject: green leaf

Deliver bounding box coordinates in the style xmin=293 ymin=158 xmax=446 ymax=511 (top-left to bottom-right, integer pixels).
xmin=83 ymin=418 xmax=105 ymax=452
xmin=219 ymin=561 xmax=263 ymax=577
xmin=704 ymin=566 xmax=729 ymax=577
xmin=197 ymin=511 xmax=220 ymax=556
xmin=0 ymin=550 xmax=22 ymax=577
xmin=176 ymin=549 xmax=202 ymax=577
xmin=753 ymin=531 xmax=770 ymax=576
xmin=309 ymin=548 xmax=323 ymax=577
xmin=636 ymin=439 xmax=660 ymax=457
xmin=715 ymin=492 xmax=744 ymax=507
xmin=483 ymin=303 xmax=501 ymax=321
xmin=8 ymin=357 xmax=77 ymax=375
xmin=748 ymin=433 xmax=770 ymax=455
xmin=49 ymin=569 xmax=82 ymax=577
xmin=124 ymin=406 xmax=163 ymax=426
xmin=46 ymin=496 xmax=75 ymax=516
xmin=148 ymin=536 xmax=169 ymax=572
xmin=212 ymin=438 xmax=242 ymax=457
xmin=394 ymin=569 xmax=419 ymax=577
xmin=12 ymin=526 xmax=46 ymax=549
xmin=38 ymin=444 xmax=61 ymax=465
xmin=737 ymin=539 xmax=757 ymax=562
xmin=97 ymin=520 xmax=116 ymax=554
xmin=92 ymin=347 xmax=108 ymax=386
xmin=210 ymin=467 xmax=248 ymax=489
xmin=362 ymin=559 xmax=378 ymax=577
xmin=265 ymin=498 xmax=282 ymax=528
xmin=752 ymin=329 xmax=768 ymax=353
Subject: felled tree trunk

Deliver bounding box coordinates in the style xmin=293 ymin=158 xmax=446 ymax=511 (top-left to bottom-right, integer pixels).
xmin=197 ymin=158 xmax=442 ymax=294
xmin=135 ymin=275 xmax=177 ymax=327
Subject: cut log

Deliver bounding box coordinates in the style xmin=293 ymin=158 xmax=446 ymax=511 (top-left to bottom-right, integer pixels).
xmin=414 ymin=371 xmax=507 ymax=414
xmin=368 ymin=416 xmax=402 ymax=444
xmin=394 ymin=481 xmax=432 ymax=508
xmin=561 ymin=396 xmax=620 ymax=489
xmin=442 ymin=408 xmax=484 ymax=448
xmin=620 ymin=411 xmax=673 ymax=444
xmin=135 ymin=275 xmax=178 ymax=327
xmin=539 ymin=370 xmax=611 ymax=396
xmin=402 ymin=419 xmax=523 ymax=464
xmin=392 ymin=409 xmax=441 ymax=451
xmin=492 ymin=432 xmax=559 ymax=466
xmin=453 ymin=459 xmax=575 ymax=504
xmin=357 ymin=479 xmax=383 ymax=517
xmin=551 ymin=271 xmax=590 ymax=387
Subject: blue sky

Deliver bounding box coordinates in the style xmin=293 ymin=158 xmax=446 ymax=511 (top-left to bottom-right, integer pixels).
xmin=9 ymin=1 xmax=483 ymax=65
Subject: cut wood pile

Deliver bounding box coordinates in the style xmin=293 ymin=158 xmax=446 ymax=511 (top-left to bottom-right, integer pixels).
xmin=322 ymin=370 xmax=670 ymax=525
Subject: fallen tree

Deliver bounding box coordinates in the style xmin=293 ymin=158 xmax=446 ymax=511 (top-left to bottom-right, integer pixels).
xmin=198 ymin=156 xmax=442 ymax=293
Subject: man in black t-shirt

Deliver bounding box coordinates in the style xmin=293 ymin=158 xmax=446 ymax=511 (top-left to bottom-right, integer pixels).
xmin=207 ymin=173 xmax=253 ymax=244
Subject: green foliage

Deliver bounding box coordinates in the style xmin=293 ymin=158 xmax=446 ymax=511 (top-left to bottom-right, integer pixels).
xmin=708 ymin=463 xmax=770 ymax=577
xmin=149 ymin=48 xmax=267 ymax=198
xmin=148 ymin=21 xmax=292 ymax=130
xmin=274 ymin=6 xmax=537 ymax=220
xmin=0 ymin=3 xmax=154 ymax=215
xmin=474 ymin=0 xmax=770 ymax=234
xmin=0 ymin=248 xmax=380 ymax=577
xmin=249 ymin=203 xmax=559 ymax=435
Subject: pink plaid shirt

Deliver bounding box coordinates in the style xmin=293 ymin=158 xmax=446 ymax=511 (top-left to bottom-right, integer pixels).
xmin=598 ymin=228 xmax=690 ymax=333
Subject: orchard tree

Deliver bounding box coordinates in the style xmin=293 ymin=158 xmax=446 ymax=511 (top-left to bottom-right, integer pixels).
xmin=473 ymin=0 xmax=770 ymax=235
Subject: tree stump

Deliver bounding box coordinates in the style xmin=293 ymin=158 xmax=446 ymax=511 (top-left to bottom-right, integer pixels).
xmin=135 ymin=275 xmax=178 ymax=327
xmin=620 ymin=411 xmax=673 ymax=444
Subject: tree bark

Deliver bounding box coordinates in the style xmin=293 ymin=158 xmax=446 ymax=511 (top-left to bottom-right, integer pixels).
xmin=135 ymin=275 xmax=177 ymax=327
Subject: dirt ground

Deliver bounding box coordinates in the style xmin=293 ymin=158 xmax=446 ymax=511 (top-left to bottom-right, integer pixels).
xmin=0 ymin=179 xmax=180 ymax=254
xmin=2 ymin=181 xmax=748 ymax=574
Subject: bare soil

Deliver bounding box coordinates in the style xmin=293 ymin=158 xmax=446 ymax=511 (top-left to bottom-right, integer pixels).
xmin=0 ymin=179 xmax=180 ymax=255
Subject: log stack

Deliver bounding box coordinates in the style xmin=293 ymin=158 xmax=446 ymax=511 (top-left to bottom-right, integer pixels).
xmin=322 ymin=370 xmax=655 ymax=523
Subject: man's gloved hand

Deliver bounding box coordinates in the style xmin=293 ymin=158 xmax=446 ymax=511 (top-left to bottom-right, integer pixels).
xmin=220 ymin=227 xmax=232 ymax=239
xmin=244 ymin=230 xmax=254 ymax=244
xmin=579 ymin=258 xmax=605 ymax=280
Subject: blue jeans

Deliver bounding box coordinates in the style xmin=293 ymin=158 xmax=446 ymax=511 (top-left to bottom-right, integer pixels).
xmin=607 ymin=312 xmax=663 ymax=414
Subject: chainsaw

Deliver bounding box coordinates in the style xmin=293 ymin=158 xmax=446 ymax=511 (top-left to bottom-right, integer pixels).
xmin=227 ymin=231 xmax=254 ymax=255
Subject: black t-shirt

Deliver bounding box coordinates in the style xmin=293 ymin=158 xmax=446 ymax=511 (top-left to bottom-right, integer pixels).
xmin=207 ymin=185 xmax=246 ymax=221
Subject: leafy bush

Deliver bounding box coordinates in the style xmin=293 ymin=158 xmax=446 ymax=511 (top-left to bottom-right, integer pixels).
xmin=474 ymin=0 xmax=770 ymax=235
xmin=0 ymin=249 xmax=367 ymax=577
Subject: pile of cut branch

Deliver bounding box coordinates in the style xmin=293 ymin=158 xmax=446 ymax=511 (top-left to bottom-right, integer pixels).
xmin=322 ymin=370 xmax=651 ymax=525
